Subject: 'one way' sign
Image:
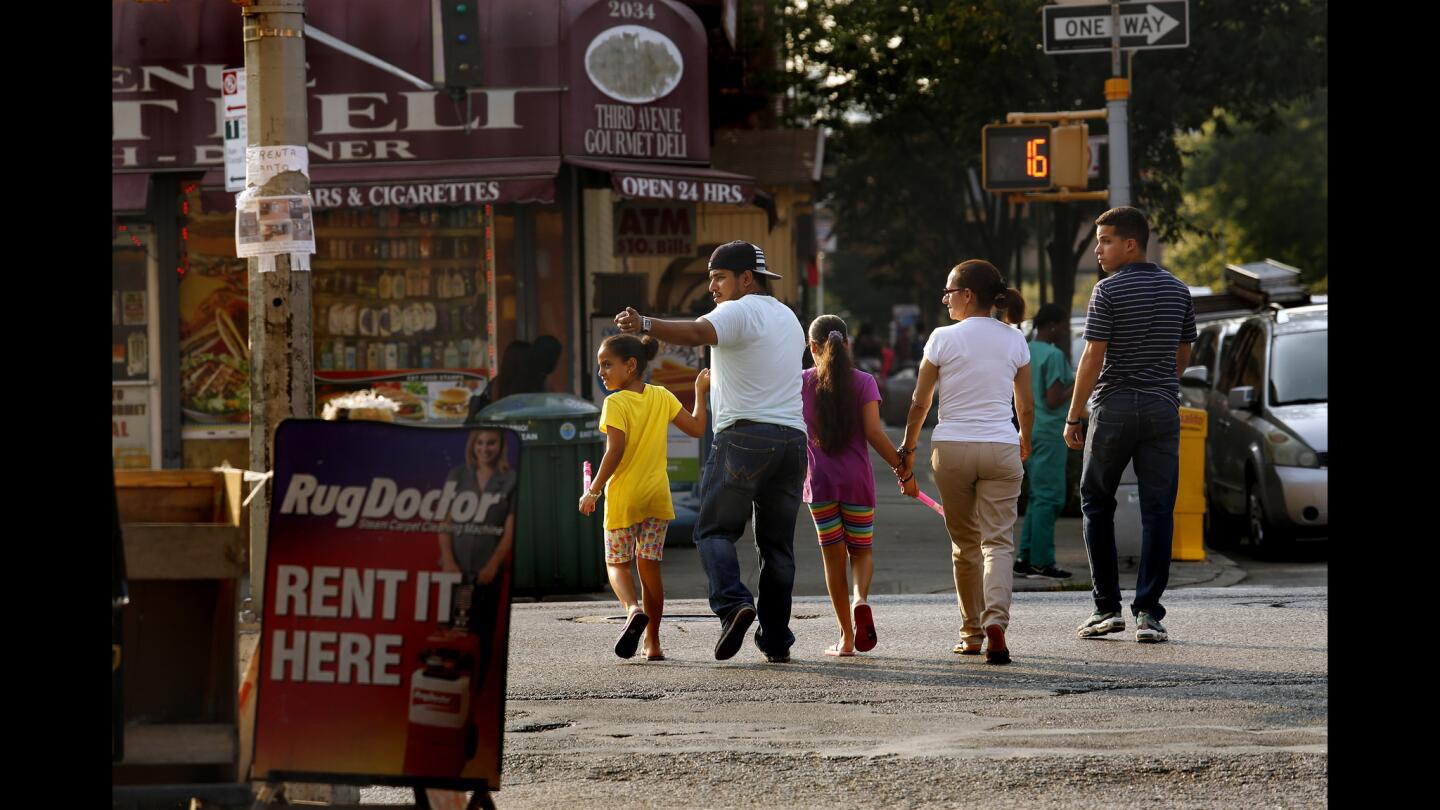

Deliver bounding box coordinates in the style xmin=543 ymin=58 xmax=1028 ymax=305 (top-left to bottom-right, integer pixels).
xmin=1043 ymin=1 xmax=1189 ymax=55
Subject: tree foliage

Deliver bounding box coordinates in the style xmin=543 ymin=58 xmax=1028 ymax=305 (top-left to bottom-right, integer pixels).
xmin=1166 ymin=91 xmax=1328 ymax=288
xmin=781 ymin=0 xmax=1327 ymax=317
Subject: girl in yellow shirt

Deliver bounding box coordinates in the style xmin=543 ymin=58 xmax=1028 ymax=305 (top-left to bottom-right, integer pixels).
xmin=579 ymin=334 xmax=709 ymax=660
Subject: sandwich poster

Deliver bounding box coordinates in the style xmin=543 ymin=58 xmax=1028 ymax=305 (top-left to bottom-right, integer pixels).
xmin=179 ymin=260 xmax=249 ymax=424
xmin=253 ymin=420 xmax=520 ymax=790
xmin=315 ymin=373 xmax=488 ymax=425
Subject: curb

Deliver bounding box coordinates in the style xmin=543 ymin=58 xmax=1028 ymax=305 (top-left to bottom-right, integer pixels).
xmin=1195 ymin=550 xmax=1248 ymax=588
xmin=1012 ymin=549 xmax=1249 ymax=594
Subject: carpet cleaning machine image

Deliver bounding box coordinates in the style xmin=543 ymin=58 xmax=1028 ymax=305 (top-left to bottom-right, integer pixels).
xmin=402 ymin=576 xmax=482 ymax=777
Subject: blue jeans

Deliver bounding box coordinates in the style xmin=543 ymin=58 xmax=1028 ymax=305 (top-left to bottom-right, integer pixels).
xmin=1080 ymin=391 xmax=1180 ymax=621
xmin=695 ymin=421 xmax=808 ymax=656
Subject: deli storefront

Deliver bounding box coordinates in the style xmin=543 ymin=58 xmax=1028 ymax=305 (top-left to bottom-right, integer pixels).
xmin=112 ymin=0 xmax=779 ymax=471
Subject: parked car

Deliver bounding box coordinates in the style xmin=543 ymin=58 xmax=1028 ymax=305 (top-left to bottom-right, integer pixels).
xmin=881 ymin=366 xmax=938 ymax=427
xmin=1179 ymin=316 xmax=1250 ymax=409
xmin=1183 ymin=305 xmax=1327 ymax=549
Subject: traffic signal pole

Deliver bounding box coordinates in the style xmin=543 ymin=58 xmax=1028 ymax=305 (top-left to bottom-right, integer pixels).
xmin=243 ymin=0 xmax=313 ymax=610
xmin=1106 ymin=1 xmax=1131 ymax=207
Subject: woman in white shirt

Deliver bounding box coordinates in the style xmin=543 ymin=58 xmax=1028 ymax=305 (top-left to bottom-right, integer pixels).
xmin=898 ymin=260 xmax=1034 ymax=665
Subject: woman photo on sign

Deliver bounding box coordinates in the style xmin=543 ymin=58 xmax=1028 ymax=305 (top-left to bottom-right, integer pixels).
xmin=438 ymin=428 xmax=518 ymax=687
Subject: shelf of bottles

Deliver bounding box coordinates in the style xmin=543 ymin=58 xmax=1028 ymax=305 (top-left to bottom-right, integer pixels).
xmin=311 ymin=206 xmax=491 ymax=375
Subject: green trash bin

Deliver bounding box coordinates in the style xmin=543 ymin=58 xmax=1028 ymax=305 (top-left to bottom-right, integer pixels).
xmin=476 ymin=393 xmax=605 ymax=595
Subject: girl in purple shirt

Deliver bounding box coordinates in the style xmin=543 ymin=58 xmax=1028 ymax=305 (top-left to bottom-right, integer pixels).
xmin=802 ymin=315 xmax=917 ymax=656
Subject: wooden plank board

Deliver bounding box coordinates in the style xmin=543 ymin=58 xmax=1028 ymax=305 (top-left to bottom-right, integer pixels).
xmin=115 ymin=470 xmax=224 ymax=488
xmin=122 ymin=524 xmax=246 ymax=580
xmin=117 ymin=487 xmax=221 ymax=524
xmin=116 ymin=469 xmax=230 ymax=523
xmin=123 ymin=723 xmax=236 ymax=765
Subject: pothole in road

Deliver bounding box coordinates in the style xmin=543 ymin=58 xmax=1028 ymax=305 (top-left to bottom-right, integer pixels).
xmin=564 ymin=613 xmax=824 ymax=623
xmin=508 ymin=721 xmax=574 ymax=733
xmin=565 ymin=614 xmax=714 ymax=624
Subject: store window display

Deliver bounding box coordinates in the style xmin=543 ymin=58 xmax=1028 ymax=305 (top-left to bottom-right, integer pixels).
xmin=310 ymin=205 xmax=502 ymax=424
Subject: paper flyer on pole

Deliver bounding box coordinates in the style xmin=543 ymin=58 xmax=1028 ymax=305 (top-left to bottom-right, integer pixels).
xmin=236 ymin=194 xmax=316 ymax=259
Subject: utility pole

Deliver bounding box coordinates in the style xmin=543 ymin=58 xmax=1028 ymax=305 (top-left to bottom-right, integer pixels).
xmin=1035 ymin=204 xmax=1048 ymax=305
xmin=243 ymin=0 xmax=313 ymax=609
xmin=1105 ymin=0 xmax=1131 ymax=207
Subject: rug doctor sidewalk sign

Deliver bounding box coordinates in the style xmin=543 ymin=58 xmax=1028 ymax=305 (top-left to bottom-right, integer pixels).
xmin=253 ymin=420 xmax=521 ymax=791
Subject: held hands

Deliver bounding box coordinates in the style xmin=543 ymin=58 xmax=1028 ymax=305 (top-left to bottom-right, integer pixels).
xmin=895 ymin=451 xmax=915 ymax=481
xmin=899 ymin=474 xmax=919 ymax=498
xmin=892 ymin=448 xmax=918 ymax=499
xmin=695 ymin=368 xmax=711 ymax=396
xmin=615 ymin=307 xmax=642 ymax=334
xmin=578 ymin=491 xmax=600 ymax=515
xmin=1019 ymin=434 xmax=1031 ymax=463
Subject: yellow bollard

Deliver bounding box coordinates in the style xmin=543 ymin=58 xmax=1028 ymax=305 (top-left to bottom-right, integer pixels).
xmin=1173 ymin=407 xmax=1208 ymax=560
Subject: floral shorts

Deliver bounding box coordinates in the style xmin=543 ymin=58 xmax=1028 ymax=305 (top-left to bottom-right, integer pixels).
xmin=604 ymin=516 xmax=670 ymax=564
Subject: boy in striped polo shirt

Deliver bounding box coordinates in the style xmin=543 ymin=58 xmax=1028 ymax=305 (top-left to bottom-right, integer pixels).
xmin=1063 ymin=207 xmax=1197 ymax=644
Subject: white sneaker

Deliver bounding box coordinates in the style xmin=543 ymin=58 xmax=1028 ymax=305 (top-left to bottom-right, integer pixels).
xmin=1077 ymin=611 xmax=1125 ymax=638
xmin=1135 ymin=612 xmax=1169 ymax=643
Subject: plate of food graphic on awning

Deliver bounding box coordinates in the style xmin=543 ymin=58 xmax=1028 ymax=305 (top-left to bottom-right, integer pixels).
xmin=585 ymin=25 xmax=684 ymax=104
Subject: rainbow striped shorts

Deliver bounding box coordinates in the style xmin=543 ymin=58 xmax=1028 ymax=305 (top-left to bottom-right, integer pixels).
xmin=807 ymin=502 xmax=875 ymax=550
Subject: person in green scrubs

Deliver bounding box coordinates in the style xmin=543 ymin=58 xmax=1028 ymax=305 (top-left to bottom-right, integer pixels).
xmin=1017 ymin=304 xmax=1075 ymax=579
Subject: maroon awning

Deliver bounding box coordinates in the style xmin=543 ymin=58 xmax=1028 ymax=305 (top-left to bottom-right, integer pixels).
xmin=113 ymin=173 xmax=150 ymax=214
xmin=566 ymin=158 xmax=756 ymax=205
xmin=200 ymin=159 xmax=559 ymax=211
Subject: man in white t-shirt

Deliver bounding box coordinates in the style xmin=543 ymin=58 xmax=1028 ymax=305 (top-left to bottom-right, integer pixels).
xmin=615 ymin=240 xmax=807 ymax=663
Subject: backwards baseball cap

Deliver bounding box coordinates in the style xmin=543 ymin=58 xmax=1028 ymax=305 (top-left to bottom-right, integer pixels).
xmin=708 ymin=240 xmax=781 ymax=279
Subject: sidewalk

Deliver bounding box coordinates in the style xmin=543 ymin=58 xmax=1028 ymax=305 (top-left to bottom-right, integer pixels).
xmin=538 ymin=425 xmax=1244 ymax=603
xmin=574 ymin=515 xmax=1244 ymax=605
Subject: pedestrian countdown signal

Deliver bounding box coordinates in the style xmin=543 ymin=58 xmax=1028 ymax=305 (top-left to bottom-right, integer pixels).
xmin=983 ymin=122 xmax=1092 ymax=194
xmin=982 ymin=124 xmax=1053 ymax=192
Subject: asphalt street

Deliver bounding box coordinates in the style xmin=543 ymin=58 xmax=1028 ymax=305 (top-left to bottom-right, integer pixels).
xmin=344 ymin=427 xmax=1327 ymax=806
xmin=361 ymin=587 xmax=1327 ymax=807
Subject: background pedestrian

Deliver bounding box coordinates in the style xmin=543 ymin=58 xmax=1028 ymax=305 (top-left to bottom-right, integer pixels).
xmin=1016 ymin=303 xmax=1075 ymax=580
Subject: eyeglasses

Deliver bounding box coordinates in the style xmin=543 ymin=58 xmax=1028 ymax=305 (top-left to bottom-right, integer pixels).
xmin=941 ymin=287 xmax=965 ymax=297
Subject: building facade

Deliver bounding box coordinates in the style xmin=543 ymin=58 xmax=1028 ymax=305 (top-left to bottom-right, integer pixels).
xmin=112 ymin=0 xmax=816 ymax=471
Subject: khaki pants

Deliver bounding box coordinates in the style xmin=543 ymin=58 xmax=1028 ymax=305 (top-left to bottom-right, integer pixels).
xmin=931 ymin=441 xmax=1024 ymax=644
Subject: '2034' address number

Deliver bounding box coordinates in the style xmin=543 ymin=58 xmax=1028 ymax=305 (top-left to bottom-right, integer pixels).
xmin=609 ymin=2 xmax=656 ymax=20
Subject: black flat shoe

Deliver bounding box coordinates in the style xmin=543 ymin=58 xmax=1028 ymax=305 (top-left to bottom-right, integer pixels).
xmin=614 ymin=611 xmax=649 ymax=659
xmin=714 ymin=605 xmax=756 ymax=660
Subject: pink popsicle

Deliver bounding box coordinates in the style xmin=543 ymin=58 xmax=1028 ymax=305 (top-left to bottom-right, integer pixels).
xmin=916 ymin=490 xmax=945 ymax=517
xmin=583 ymin=460 xmax=593 ymax=492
